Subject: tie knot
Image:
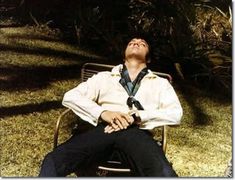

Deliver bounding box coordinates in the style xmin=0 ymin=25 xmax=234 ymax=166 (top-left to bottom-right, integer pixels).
xmin=127 ymin=96 xmax=134 ymax=108
xmin=126 ymin=96 xmax=144 ymax=110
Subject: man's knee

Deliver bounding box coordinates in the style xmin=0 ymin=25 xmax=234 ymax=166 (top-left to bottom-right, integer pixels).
xmin=39 ymin=152 xmax=59 ymax=177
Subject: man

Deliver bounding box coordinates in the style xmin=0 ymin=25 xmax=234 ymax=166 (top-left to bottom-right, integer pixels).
xmin=39 ymin=37 xmax=183 ymax=177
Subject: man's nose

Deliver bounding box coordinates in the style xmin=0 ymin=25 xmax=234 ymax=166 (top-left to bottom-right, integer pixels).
xmin=133 ymin=42 xmax=139 ymax=46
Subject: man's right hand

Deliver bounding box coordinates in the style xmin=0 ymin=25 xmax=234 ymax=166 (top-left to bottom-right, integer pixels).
xmin=100 ymin=111 xmax=134 ymax=132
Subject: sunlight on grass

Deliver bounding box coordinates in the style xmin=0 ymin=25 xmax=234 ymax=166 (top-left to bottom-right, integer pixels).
xmin=0 ymin=26 xmax=232 ymax=177
xmin=0 ymin=52 xmax=79 ymax=66
xmin=0 ymin=27 xmax=104 ymax=67
xmin=0 ymin=80 xmax=78 ymax=107
xmin=166 ymin=89 xmax=232 ymax=177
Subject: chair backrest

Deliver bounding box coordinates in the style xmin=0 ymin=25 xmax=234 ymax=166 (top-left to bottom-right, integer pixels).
xmin=81 ymin=62 xmax=172 ymax=83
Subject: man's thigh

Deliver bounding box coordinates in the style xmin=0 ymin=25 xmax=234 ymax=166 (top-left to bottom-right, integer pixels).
xmin=115 ymin=125 xmax=160 ymax=156
xmin=114 ymin=126 xmax=170 ymax=176
xmin=51 ymin=123 xmax=117 ymax=171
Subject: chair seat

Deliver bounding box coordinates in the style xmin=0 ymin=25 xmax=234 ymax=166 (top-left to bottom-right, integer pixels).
xmin=98 ymin=160 xmax=131 ymax=172
xmin=97 ymin=148 xmax=132 ymax=175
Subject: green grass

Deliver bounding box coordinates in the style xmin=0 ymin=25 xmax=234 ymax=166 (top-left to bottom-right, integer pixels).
xmin=167 ymin=85 xmax=232 ymax=177
xmin=0 ymin=26 xmax=232 ymax=177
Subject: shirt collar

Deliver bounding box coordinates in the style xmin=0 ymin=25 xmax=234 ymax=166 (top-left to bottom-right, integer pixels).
xmin=111 ymin=64 xmax=157 ymax=78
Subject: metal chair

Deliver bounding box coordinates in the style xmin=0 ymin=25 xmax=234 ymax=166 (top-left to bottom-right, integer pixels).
xmin=54 ymin=62 xmax=173 ymax=176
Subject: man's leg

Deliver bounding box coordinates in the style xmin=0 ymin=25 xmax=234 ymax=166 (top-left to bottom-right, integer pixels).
xmin=115 ymin=125 xmax=177 ymax=177
xmin=39 ymin=124 xmax=115 ymax=177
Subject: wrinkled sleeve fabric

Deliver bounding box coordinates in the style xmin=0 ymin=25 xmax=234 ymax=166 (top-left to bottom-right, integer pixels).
xmin=62 ymin=73 xmax=106 ymax=126
xmin=138 ymin=79 xmax=183 ymax=129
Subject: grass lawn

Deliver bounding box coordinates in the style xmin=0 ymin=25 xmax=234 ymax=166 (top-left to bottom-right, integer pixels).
xmin=0 ymin=26 xmax=232 ymax=177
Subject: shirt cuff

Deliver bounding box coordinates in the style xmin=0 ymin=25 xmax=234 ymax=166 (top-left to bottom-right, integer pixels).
xmin=138 ymin=110 xmax=149 ymax=121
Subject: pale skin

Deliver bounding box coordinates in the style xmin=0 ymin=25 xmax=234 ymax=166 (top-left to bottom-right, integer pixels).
xmin=100 ymin=38 xmax=150 ymax=133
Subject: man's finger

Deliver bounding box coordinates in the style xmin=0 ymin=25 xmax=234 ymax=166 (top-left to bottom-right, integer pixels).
xmin=107 ymin=127 xmax=115 ymax=133
xmin=113 ymin=118 xmax=125 ymax=129
xmin=107 ymin=125 xmax=117 ymax=133
xmin=121 ymin=113 xmax=134 ymax=124
xmin=117 ymin=115 xmax=129 ymax=128
xmin=104 ymin=125 xmax=113 ymax=133
xmin=111 ymin=119 xmax=120 ymax=129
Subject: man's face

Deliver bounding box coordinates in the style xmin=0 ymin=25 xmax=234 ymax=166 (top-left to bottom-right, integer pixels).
xmin=124 ymin=38 xmax=149 ymax=62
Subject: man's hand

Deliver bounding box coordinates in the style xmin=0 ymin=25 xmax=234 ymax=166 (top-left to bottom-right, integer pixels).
xmin=100 ymin=111 xmax=134 ymax=133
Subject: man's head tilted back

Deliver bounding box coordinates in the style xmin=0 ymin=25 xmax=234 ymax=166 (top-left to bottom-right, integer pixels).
xmin=123 ymin=35 xmax=152 ymax=63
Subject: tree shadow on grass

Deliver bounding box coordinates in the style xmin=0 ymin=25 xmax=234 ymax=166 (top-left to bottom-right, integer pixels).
xmin=0 ymin=24 xmax=25 ymax=28
xmin=0 ymin=63 xmax=85 ymax=118
xmin=0 ymin=28 xmax=106 ymax=61
xmin=5 ymin=33 xmax=64 ymax=44
xmin=175 ymin=81 xmax=212 ymax=126
xmin=0 ymin=28 xmax=109 ymax=91
xmin=0 ymin=100 xmax=62 ymax=118
xmin=0 ymin=30 xmax=109 ymax=118
xmin=5 ymin=33 xmax=66 ymax=44
xmin=0 ymin=64 xmax=83 ymax=91
xmin=0 ymin=42 xmax=98 ymax=62
xmin=179 ymin=82 xmax=231 ymax=126
xmin=3 ymin=32 xmax=85 ymax=47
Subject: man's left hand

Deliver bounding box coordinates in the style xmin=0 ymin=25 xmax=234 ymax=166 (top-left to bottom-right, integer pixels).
xmin=104 ymin=113 xmax=134 ymax=133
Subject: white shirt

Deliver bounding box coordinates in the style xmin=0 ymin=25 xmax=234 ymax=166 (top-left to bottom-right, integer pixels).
xmin=62 ymin=64 xmax=183 ymax=130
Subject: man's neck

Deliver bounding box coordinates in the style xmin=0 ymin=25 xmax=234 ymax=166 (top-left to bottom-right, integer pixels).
xmin=124 ymin=60 xmax=147 ymax=81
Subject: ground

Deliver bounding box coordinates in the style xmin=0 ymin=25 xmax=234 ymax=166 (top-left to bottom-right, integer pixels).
xmin=0 ymin=25 xmax=232 ymax=177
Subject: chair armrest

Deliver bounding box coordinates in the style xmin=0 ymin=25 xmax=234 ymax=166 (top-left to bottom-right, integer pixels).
xmin=54 ymin=108 xmax=71 ymax=149
xmin=162 ymin=124 xmax=180 ymax=153
xmin=162 ymin=125 xmax=167 ymax=153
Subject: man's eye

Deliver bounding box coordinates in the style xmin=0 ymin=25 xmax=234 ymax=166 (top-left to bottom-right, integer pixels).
xmin=128 ymin=42 xmax=146 ymax=47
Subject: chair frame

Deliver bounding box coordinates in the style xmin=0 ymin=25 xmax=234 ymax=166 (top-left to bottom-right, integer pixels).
xmin=53 ymin=62 xmax=173 ymax=174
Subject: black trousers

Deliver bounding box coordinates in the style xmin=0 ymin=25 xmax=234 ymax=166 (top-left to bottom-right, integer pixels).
xmin=39 ymin=124 xmax=177 ymax=177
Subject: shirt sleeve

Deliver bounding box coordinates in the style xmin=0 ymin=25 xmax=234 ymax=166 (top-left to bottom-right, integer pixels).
xmin=138 ymin=79 xmax=183 ymax=129
xmin=62 ymin=73 xmax=106 ymax=126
